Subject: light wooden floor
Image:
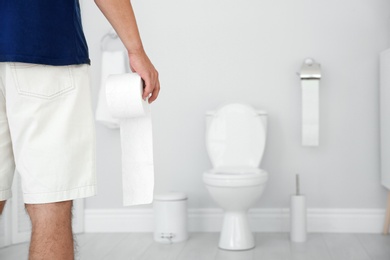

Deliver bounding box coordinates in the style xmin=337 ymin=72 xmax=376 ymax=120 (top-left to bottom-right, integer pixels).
xmin=1 ymin=232 xmax=390 ymax=260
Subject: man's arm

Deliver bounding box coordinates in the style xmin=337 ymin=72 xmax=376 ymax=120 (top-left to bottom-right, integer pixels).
xmin=94 ymin=0 xmax=160 ymax=103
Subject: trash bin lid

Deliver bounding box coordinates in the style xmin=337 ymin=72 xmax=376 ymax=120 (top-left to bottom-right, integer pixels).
xmin=154 ymin=191 xmax=187 ymax=201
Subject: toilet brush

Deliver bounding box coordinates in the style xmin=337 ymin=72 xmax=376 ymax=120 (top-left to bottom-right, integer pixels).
xmin=290 ymin=173 xmax=307 ymax=242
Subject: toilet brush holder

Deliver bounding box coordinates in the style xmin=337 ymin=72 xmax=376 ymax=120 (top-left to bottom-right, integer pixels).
xmin=290 ymin=174 xmax=307 ymax=242
xmin=290 ymin=195 xmax=307 ymax=242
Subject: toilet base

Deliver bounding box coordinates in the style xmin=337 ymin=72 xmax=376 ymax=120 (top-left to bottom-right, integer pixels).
xmin=218 ymin=211 xmax=255 ymax=250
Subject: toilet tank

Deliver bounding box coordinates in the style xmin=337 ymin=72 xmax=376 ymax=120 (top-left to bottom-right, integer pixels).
xmin=205 ymin=103 xmax=267 ymax=168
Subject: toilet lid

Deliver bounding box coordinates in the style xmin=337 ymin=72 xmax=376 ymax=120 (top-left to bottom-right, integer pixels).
xmin=206 ymin=103 xmax=266 ymax=168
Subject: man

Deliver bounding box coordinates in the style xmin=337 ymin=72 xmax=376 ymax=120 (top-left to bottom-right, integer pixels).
xmin=0 ymin=0 xmax=160 ymax=259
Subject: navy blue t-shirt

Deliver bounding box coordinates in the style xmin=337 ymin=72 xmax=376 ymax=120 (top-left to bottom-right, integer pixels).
xmin=0 ymin=0 xmax=90 ymax=66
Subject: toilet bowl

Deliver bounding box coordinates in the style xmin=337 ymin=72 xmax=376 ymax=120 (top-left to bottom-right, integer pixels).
xmin=203 ymin=103 xmax=268 ymax=250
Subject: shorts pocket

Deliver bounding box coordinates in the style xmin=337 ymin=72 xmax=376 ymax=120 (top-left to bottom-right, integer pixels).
xmin=11 ymin=62 xmax=75 ymax=99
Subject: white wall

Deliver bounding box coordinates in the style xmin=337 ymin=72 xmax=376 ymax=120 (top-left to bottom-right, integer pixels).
xmin=81 ymin=0 xmax=390 ymax=210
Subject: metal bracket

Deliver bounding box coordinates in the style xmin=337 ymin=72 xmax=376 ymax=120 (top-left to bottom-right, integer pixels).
xmin=298 ymin=58 xmax=321 ymax=80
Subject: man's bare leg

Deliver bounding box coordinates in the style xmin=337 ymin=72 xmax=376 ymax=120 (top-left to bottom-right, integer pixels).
xmin=0 ymin=200 xmax=5 ymax=215
xmin=25 ymin=200 xmax=74 ymax=260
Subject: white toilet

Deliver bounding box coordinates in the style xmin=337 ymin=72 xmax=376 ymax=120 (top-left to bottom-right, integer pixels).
xmin=203 ymin=102 xmax=269 ymax=250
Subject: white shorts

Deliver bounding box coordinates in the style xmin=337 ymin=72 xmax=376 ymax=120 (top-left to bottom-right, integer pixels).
xmin=0 ymin=62 xmax=97 ymax=204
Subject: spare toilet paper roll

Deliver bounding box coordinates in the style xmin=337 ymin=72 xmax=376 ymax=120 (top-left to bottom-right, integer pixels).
xmin=105 ymin=73 xmax=154 ymax=206
xmin=301 ymin=79 xmax=319 ymax=146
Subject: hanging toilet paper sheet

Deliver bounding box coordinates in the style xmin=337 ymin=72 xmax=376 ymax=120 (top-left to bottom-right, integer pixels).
xmin=301 ymin=79 xmax=319 ymax=146
xmin=380 ymin=48 xmax=390 ymax=190
xmin=105 ymin=73 xmax=154 ymax=206
xmin=95 ymin=51 xmax=126 ymax=129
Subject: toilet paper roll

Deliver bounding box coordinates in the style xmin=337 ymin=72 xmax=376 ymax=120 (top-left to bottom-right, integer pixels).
xmin=301 ymin=79 xmax=319 ymax=146
xmin=105 ymin=73 xmax=154 ymax=206
xmin=290 ymin=195 xmax=307 ymax=242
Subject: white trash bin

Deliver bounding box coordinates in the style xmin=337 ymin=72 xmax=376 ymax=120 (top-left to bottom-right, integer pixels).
xmin=153 ymin=191 xmax=188 ymax=243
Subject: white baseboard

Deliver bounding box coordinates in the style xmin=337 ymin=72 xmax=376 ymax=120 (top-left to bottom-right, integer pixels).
xmin=84 ymin=208 xmax=386 ymax=233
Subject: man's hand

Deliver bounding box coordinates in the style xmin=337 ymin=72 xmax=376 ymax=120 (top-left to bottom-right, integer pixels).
xmin=129 ymin=50 xmax=160 ymax=104
xmin=94 ymin=0 xmax=160 ymax=104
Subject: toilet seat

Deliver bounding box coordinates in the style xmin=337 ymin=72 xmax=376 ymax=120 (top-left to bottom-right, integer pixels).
xmin=203 ymin=167 xmax=268 ymax=187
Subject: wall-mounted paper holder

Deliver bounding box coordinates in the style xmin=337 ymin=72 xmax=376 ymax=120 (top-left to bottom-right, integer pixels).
xmin=298 ymin=58 xmax=321 ymax=147
xmin=297 ymin=58 xmax=321 ymax=79
xmin=100 ymin=28 xmax=119 ymax=51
